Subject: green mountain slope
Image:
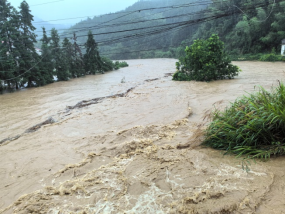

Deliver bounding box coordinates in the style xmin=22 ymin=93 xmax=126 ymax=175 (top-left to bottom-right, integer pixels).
xmin=61 ymin=0 xmax=210 ymax=59
xmin=193 ymin=0 xmax=284 ymax=55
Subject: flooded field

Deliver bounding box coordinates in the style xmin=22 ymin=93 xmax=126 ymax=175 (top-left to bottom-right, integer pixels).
xmin=1 ymin=59 xmax=285 ymax=213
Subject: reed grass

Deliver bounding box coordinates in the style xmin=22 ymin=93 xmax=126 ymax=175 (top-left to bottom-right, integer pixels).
xmin=203 ymin=83 xmax=285 ymax=161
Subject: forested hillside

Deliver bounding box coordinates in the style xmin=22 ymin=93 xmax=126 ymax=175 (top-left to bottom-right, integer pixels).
xmin=193 ymin=0 xmax=284 ymax=55
xmin=61 ymin=0 xmax=283 ymax=59
xmin=61 ymin=0 xmax=211 ymax=59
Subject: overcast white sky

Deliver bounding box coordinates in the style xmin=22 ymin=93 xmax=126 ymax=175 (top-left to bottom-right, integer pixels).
xmin=9 ymin=0 xmax=139 ymax=25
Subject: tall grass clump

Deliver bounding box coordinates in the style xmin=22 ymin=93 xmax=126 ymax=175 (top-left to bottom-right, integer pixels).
xmin=203 ymin=83 xmax=285 ymax=160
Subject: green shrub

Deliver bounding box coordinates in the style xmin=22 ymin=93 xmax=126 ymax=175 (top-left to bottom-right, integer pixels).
xmin=155 ymin=50 xmax=172 ymax=58
xmin=114 ymin=61 xmax=120 ymax=70
xmin=101 ymin=56 xmax=115 ymax=72
xmin=172 ymin=71 xmax=191 ymax=81
xmin=173 ymin=34 xmax=240 ymax=82
xmin=119 ymin=61 xmax=129 ymax=68
xmin=259 ymin=53 xmax=283 ymax=62
xmin=230 ymin=53 xmax=285 ymax=62
xmin=141 ymin=51 xmax=155 ymax=59
xmin=114 ymin=61 xmax=129 ymax=70
xmin=203 ymin=83 xmax=285 ymax=160
xmin=230 ymin=54 xmax=262 ymax=61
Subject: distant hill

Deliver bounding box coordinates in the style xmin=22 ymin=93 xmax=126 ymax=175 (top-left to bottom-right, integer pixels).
xmin=33 ymin=16 xmax=71 ymax=39
xmin=61 ymin=0 xmax=211 ymax=59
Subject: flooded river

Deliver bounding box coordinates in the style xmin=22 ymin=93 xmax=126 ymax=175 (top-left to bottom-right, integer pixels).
xmin=1 ymin=59 xmax=285 ymax=213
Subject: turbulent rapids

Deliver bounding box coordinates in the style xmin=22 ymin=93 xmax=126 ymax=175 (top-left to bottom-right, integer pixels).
xmin=1 ymin=59 xmax=285 ymax=213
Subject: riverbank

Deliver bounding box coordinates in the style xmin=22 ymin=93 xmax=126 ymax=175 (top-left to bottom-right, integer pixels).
xmin=1 ymin=59 xmax=285 ymax=213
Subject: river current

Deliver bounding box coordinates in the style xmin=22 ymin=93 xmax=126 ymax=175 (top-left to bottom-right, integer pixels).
xmin=1 ymin=59 xmax=285 ymax=213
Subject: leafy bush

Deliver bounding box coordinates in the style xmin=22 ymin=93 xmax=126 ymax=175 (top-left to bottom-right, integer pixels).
xmin=100 ymin=57 xmax=129 ymax=71
xmin=259 ymin=53 xmax=283 ymax=62
xmin=203 ymin=83 xmax=285 ymax=160
xmin=101 ymin=57 xmax=115 ymax=72
xmin=155 ymin=50 xmax=172 ymax=58
xmin=141 ymin=51 xmax=155 ymax=59
xmin=114 ymin=61 xmax=120 ymax=70
xmin=119 ymin=61 xmax=129 ymax=68
xmin=230 ymin=54 xmax=262 ymax=61
xmin=173 ymin=34 xmax=240 ymax=82
xmin=231 ymin=48 xmax=285 ymax=62
xmin=172 ymin=69 xmax=191 ymax=81
xmin=114 ymin=61 xmax=129 ymax=70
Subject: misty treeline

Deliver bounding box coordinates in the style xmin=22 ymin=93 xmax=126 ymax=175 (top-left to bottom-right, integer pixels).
xmin=0 ymin=0 xmax=127 ymax=91
xmin=64 ymin=0 xmax=284 ymax=60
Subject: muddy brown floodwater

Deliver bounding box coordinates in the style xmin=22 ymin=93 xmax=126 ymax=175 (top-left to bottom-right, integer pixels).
xmin=1 ymin=59 xmax=285 ymax=214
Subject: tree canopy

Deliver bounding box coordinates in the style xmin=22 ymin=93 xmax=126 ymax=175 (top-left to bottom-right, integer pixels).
xmin=173 ymin=34 xmax=240 ymax=81
xmin=0 ymin=0 xmax=128 ymax=92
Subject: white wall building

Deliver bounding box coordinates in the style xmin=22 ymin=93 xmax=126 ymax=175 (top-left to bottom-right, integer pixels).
xmin=281 ymin=39 xmax=285 ymax=55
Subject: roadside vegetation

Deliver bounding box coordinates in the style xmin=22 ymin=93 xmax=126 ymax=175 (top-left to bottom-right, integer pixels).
xmin=203 ymin=83 xmax=285 ymax=163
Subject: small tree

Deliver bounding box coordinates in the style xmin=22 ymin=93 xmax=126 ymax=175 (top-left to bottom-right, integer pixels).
xmin=18 ymin=0 xmax=40 ymax=87
xmin=39 ymin=27 xmax=54 ymax=85
xmin=173 ymin=34 xmax=240 ymax=82
xmin=84 ymin=30 xmax=102 ymax=74
xmin=0 ymin=0 xmax=21 ymax=89
xmin=50 ymin=28 xmax=69 ymax=81
xmin=72 ymin=32 xmax=85 ymax=77
xmin=62 ymin=37 xmax=73 ymax=76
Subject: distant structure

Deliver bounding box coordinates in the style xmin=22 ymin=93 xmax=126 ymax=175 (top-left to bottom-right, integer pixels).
xmin=281 ymin=39 xmax=285 ymax=55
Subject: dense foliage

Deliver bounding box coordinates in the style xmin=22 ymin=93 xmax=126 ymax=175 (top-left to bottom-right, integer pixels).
xmin=114 ymin=61 xmax=129 ymax=70
xmin=84 ymin=31 xmax=103 ymax=74
xmin=61 ymin=0 xmax=209 ymax=60
xmin=0 ymin=0 xmax=127 ymax=92
xmin=203 ymin=83 xmax=285 ymax=160
xmin=173 ymin=34 xmax=240 ymax=81
xmin=193 ymin=0 xmax=285 ymax=55
xmin=59 ymin=0 xmax=285 ymax=60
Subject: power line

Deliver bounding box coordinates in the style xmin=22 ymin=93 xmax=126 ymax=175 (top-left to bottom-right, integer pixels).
xmin=33 ymin=6 xmax=175 ymax=31
xmin=0 ymin=47 xmax=65 ymax=81
xmin=233 ymin=0 xmax=276 ymax=22
xmin=0 ymin=0 xmax=280 ymax=81
xmin=32 ymin=0 xmax=212 ymax=24
xmin=58 ymin=9 xmax=208 ymax=37
xmin=57 ymin=0 xmax=276 ymax=40
xmin=79 ymin=1 xmax=276 ymax=46
xmin=3 ymin=0 xmax=277 ymax=60
xmin=30 ymin=0 xmax=64 ymax=7
xmin=1 ymin=57 xmax=44 ymax=81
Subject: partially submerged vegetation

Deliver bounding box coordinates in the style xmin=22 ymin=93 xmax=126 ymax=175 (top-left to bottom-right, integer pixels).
xmin=231 ymin=48 xmax=285 ymax=62
xmin=203 ymin=83 xmax=285 ymax=161
xmin=0 ymin=1 xmax=129 ymax=92
xmin=173 ymin=34 xmax=240 ymax=82
xmin=173 ymin=34 xmax=285 ymax=163
xmin=114 ymin=61 xmax=129 ymax=70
